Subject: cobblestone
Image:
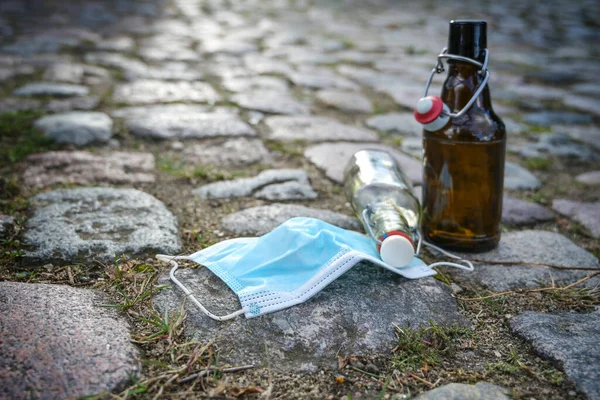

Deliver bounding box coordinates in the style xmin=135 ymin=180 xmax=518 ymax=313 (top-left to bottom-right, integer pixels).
xmin=0 ymin=282 xmax=140 ymax=400
xmin=22 ymin=151 xmax=155 ymax=188
xmin=305 ymin=142 xmax=422 ymax=184
xmin=113 ymin=80 xmax=220 ymax=105
xmin=552 ymin=199 xmax=600 ymax=238
xmin=231 ymin=90 xmax=310 ymax=115
xmin=24 ymin=188 xmax=181 ymax=263
xmin=13 ymin=82 xmax=89 ymax=97
xmin=316 ymin=90 xmax=373 ymax=113
xmin=194 ymin=169 xmax=312 ymax=200
xmin=266 ymin=116 xmax=378 ymax=142
xmin=451 ymin=230 xmax=599 ymax=291
xmin=181 ymin=138 xmax=272 ymax=167
xmin=221 ymin=203 xmax=361 ymax=236
xmin=365 ymin=112 xmax=423 ymax=136
xmin=117 ymin=105 xmax=255 ymax=140
xmin=511 ymin=310 xmax=600 ymax=400
xmin=33 ymin=111 xmax=113 ymax=146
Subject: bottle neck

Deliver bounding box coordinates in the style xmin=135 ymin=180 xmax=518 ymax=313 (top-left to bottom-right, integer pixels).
xmin=441 ymin=61 xmax=492 ymax=113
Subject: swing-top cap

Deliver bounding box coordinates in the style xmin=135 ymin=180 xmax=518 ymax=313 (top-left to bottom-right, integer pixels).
xmin=380 ymin=232 xmax=414 ymax=269
xmin=449 ymin=20 xmax=487 ymax=62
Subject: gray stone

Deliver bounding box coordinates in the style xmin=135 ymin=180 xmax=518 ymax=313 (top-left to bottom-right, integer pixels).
xmin=194 ymin=169 xmax=310 ymax=200
xmin=181 ymin=138 xmax=272 ymax=167
xmin=333 ymin=50 xmax=376 ymax=64
xmin=124 ymin=62 xmax=203 ymax=82
xmin=382 ymin=81 xmax=428 ymax=110
xmin=0 ymin=98 xmax=41 ymax=113
xmin=523 ymin=112 xmax=593 ymax=127
xmin=95 ymin=36 xmax=136 ymax=52
xmin=288 ymin=67 xmax=360 ymax=90
xmin=553 ymin=199 xmax=600 ymax=238
xmin=504 ymin=162 xmax=541 ymax=190
xmin=13 ymin=82 xmax=89 ymax=98
xmin=24 ymin=188 xmax=181 ymax=263
xmin=33 ymin=112 xmax=113 ymax=147
xmin=45 ymin=97 xmax=100 ymax=113
xmin=502 ymin=117 xmax=528 ymax=135
xmin=316 ymin=90 xmax=373 ymax=113
xmin=0 ymin=68 xmax=16 ymax=81
xmin=22 ymin=151 xmax=155 ymax=188
xmin=564 ymin=95 xmax=600 ymax=117
xmin=243 ymin=54 xmax=294 ymax=76
xmin=554 ymin=125 xmax=600 ymax=151
xmin=576 ymin=171 xmax=600 ymax=186
xmin=414 ymin=382 xmax=510 ymax=400
xmin=119 ymin=106 xmax=254 ymax=140
xmin=305 ymin=142 xmax=422 ymax=185
xmin=154 ymin=263 xmax=466 ymax=372
xmin=502 ymin=195 xmax=554 ymax=226
xmin=222 ymin=75 xmax=289 ymax=93
xmin=138 ymin=35 xmax=199 ymax=62
xmin=1 ymin=29 xmax=100 ymax=55
xmin=84 ymin=52 xmax=147 ymax=75
xmin=277 ymin=47 xmax=338 ymax=65
xmin=524 ymin=71 xmax=582 ymax=86
xmin=0 ymin=282 xmax=140 ymax=400
xmin=42 ymin=63 xmax=85 ymax=83
xmin=450 ymin=230 xmax=599 ymax=292
xmin=266 ymin=116 xmax=378 ymax=142
xmin=201 ymin=38 xmax=256 ymax=54
xmin=365 ymin=112 xmax=423 ymax=137
xmin=231 ymin=90 xmax=310 ymax=115
xmin=400 ymin=137 xmax=423 ymax=158
xmin=336 ymin=65 xmax=426 ymax=109
xmin=510 ymin=133 xmax=597 ymax=162
xmin=222 ymin=203 xmax=362 ymax=236
xmin=0 ymin=215 xmax=14 ymax=238
xmin=508 ymin=84 xmax=568 ymax=101
xmin=113 ymin=80 xmax=220 ymax=105
xmin=254 ymin=181 xmax=318 ymax=201
xmin=572 ymin=83 xmax=600 ymax=97
xmin=510 ymin=310 xmax=600 ymax=400
xmin=110 ymin=104 xmax=209 ymax=119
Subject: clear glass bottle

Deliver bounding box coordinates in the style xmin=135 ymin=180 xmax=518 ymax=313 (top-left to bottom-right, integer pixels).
xmin=422 ymin=20 xmax=506 ymax=252
xmin=344 ymin=149 xmax=421 ymax=268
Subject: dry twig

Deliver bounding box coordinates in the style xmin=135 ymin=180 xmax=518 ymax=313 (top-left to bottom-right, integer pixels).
xmin=456 ymin=272 xmax=600 ymax=301
xmin=178 ymin=365 xmax=255 ymax=384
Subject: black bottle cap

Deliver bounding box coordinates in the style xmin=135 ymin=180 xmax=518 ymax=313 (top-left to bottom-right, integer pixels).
xmin=448 ymin=20 xmax=487 ymax=62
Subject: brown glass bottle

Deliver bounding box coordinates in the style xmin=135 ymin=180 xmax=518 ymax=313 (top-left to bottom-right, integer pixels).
xmin=422 ymin=21 xmax=506 ymax=252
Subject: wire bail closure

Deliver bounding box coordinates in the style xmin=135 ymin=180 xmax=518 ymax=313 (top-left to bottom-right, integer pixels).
xmin=422 ymin=47 xmax=490 ymax=119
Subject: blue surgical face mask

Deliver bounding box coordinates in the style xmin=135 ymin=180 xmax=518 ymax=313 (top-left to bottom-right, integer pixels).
xmin=157 ymin=217 xmax=472 ymax=320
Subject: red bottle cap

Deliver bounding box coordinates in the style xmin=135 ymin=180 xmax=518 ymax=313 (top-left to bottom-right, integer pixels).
xmin=414 ymin=96 xmax=444 ymax=125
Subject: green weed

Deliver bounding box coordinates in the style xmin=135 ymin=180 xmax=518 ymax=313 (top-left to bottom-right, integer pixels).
xmin=391 ymin=322 xmax=475 ymax=373
xmin=525 ymin=157 xmax=552 ymax=170
xmin=264 ymin=140 xmax=305 ymax=157
xmin=0 ymin=110 xmax=56 ymax=163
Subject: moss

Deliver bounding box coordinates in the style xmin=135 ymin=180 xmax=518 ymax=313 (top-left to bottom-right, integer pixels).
xmin=264 ymin=140 xmax=306 ymax=157
xmin=0 ymin=110 xmax=58 ymax=163
xmin=391 ymin=322 xmax=475 ymax=373
xmin=525 ymin=157 xmax=552 ymax=170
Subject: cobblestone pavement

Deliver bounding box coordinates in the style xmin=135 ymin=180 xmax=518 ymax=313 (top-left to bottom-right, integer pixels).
xmin=0 ymin=0 xmax=599 ymax=399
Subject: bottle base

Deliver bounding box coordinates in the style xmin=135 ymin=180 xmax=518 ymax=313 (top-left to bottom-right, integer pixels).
xmin=422 ymin=230 xmax=500 ymax=253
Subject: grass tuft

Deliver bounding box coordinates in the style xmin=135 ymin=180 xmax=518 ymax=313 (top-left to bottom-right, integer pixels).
xmin=0 ymin=110 xmax=57 ymax=163
xmin=391 ymin=322 xmax=475 ymax=373
xmin=525 ymin=157 xmax=552 ymax=170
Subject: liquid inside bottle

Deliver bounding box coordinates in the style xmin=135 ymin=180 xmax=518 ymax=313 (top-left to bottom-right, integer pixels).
xmin=422 ymin=20 xmax=506 ymax=252
xmin=344 ymin=150 xmax=421 ymax=267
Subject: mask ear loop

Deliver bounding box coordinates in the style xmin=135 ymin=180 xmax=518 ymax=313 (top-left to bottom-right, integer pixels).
xmin=156 ymin=254 xmax=248 ymax=321
xmin=414 ymin=231 xmax=474 ymax=272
